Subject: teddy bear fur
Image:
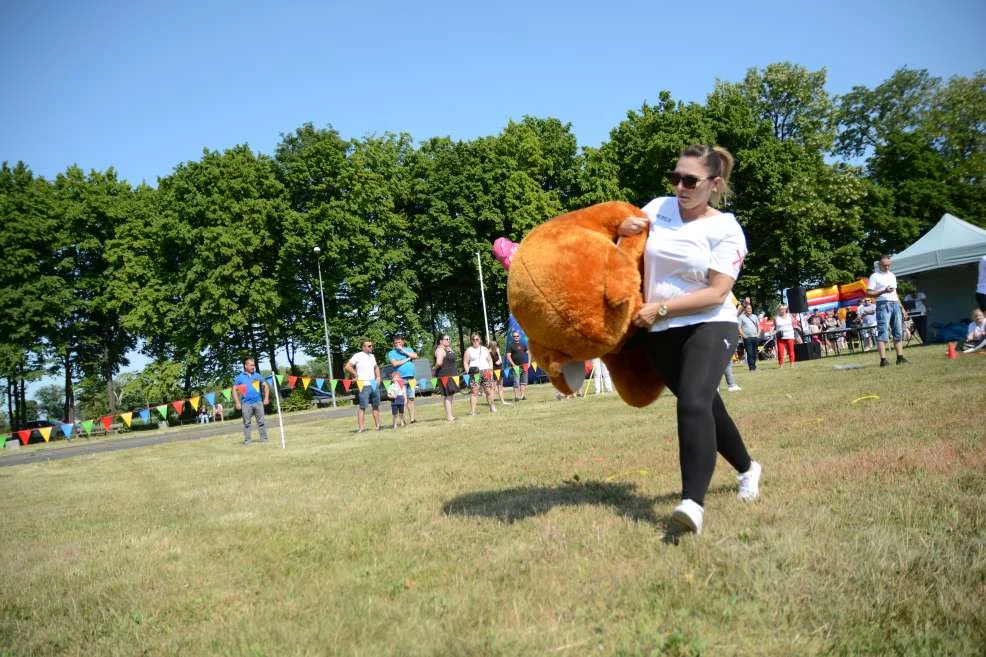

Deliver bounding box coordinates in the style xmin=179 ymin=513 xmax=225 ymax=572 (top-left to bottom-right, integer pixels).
xmin=507 ymin=201 xmax=666 ymax=407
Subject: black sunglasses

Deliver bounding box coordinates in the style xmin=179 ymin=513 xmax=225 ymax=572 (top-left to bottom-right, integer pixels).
xmin=666 ymin=171 xmax=713 ymax=189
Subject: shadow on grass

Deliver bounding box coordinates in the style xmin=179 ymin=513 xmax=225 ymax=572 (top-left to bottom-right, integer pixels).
xmin=444 ymin=479 xmax=731 ymax=526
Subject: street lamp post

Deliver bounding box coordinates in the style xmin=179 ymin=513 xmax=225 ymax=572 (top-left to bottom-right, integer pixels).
xmin=313 ymin=246 xmax=336 ymax=407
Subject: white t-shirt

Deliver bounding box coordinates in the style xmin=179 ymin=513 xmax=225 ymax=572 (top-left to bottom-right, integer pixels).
xmin=978 ymin=256 xmax=986 ymax=294
xmin=904 ymin=291 xmax=927 ymax=313
xmin=867 ymin=270 xmax=899 ymax=302
xmin=773 ymin=314 xmax=795 ymax=340
xmin=969 ymin=318 xmax=986 ymax=341
xmin=464 ymin=345 xmax=492 ymax=371
xmin=641 ymin=197 xmax=747 ymax=332
xmin=347 ymin=352 xmax=378 ymax=380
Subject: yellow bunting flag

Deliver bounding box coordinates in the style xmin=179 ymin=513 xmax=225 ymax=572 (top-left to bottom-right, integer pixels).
xmin=494 ymin=369 xmax=501 ymax=381
xmin=408 ymin=378 xmax=417 ymax=390
xmin=355 ymin=380 xmax=365 ymax=391
xmin=301 ymin=377 xmax=311 ymax=390
xmin=251 ymin=380 xmax=261 ymax=392
xmin=189 ymin=395 xmax=201 ymax=411
xmin=530 ymin=360 xmax=538 ymax=371
xmin=39 ymin=426 xmax=52 ymax=442
xmin=120 ymin=412 xmax=133 ymax=428
xmin=452 ymin=375 xmax=460 ymax=386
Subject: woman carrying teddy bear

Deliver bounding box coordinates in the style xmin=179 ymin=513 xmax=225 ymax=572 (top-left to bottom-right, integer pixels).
xmin=618 ymin=144 xmax=761 ymax=536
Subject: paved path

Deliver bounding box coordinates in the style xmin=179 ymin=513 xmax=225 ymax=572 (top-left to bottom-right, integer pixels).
xmin=1 ymin=397 xmax=442 ymax=468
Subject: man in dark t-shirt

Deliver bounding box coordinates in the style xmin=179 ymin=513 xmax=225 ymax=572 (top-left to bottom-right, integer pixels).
xmin=506 ymin=330 xmax=529 ymax=401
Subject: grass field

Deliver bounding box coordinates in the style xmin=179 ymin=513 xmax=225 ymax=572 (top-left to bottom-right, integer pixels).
xmin=1 ymin=346 xmax=984 ymax=657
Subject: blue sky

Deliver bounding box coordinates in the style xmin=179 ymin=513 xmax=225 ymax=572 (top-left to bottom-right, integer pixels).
xmin=2 ymin=0 xmax=984 ymax=395
xmin=2 ymin=0 xmax=984 ymax=187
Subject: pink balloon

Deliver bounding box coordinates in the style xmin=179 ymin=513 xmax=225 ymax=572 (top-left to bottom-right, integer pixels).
xmin=492 ymin=237 xmax=519 ymax=270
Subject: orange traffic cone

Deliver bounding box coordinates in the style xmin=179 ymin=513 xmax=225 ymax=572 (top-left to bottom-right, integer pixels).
xmin=947 ymin=342 xmax=958 ymax=359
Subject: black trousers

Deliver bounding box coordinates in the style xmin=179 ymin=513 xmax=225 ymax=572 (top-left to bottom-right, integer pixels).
xmin=742 ymin=337 xmax=759 ymax=370
xmin=644 ymin=322 xmax=753 ymax=505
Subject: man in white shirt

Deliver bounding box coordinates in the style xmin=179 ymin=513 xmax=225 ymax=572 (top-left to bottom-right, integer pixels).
xmin=866 ymin=255 xmax=909 ymax=367
xmin=344 ymin=339 xmax=382 ymax=432
xmin=857 ymin=297 xmax=878 ymax=351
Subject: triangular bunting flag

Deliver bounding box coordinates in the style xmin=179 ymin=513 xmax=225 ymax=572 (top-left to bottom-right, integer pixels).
xmin=171 ymin=400 xmax=184 ymax=415
xmin=100 ymin=416 xmax=113 ymax=432
xmin=275 ymin=374 xmax=284 ymax=385
xmin=440 ymin=376 xmax=449 ymax=386
xmin=17 ymin=429 xmax=31 ymax=445
xmin=452 ymin=375 xmax=460 ymax=386
xmin=60 ymin=423 xmax=74 ymax=439
xmin=205 ymin=392 xmax=216 ymax=406
xmin=462 ymin=374 xmax=470 ymax=386
xmin=39 ymin=426 xmax=52 ymax=442
xmin=484 ymin=370 xmax=492 ymax=381
xmin=189 ymin=395 xmax=201 ymax=411
xmin=251 ymin=380 xmax=260 ymax=392
xmin=408 ymin=378 xmax=417 ymax=390
xmin=139 ymin=409 xmax=150 ymax=424
xmin=522 ymin=363 xmax=531 ymax=372
xmin=314 ymin=378 xmax=325 ymax=390
xmin=329 ymin=379 xmax=337 ymax=391
xmin=237 ymin=384 xmax=247 ymax=396
xmin=288 ymin=375 xmax=298 ymax=389
xmin=514 ymin=366 xmax=521 ymax=376
xmin=355 ymin=380 xmax=365 ymax=391
xmin=222 ymin=388 xmax=232 ymax=401
xmin=494 ymin=369 xmax=502 ymax=381
xmin=156 ymin=405 xmax=168 ymax=419
xmin=120 ymin=412 xmax=133 ymax=428
xmin=301 ymin=377 xmax=311 ymax=390
xmin=341 ymin=379 xmax=353 ymax=392
xmin=369 ymin=379 xmax=378 ymax=392
xmin=81 ymin=420 xmax=94 ymax=435
xmin=431 ymin=377 xmax=438 ymax=388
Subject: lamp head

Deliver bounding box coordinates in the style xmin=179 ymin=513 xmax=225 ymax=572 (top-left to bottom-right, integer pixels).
xmin=313 ymin=246 xmax=321 ymax=254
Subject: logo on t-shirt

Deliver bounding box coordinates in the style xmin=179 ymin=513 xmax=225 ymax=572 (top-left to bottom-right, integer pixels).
xmin=656 ymin=213 xmax=674 ymax=223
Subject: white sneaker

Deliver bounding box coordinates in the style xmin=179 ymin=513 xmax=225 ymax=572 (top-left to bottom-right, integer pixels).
xmin=727 ymin=384 xmax=742 ymax=392
xmin=737 ymin=461 xmax=761 ymax=501
xmin=670 ymin=499 xmax=704 ymax=535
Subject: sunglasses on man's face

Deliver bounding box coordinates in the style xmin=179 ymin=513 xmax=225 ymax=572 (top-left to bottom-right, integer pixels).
xmin=666 ymin=171 xmax=713 ymax=189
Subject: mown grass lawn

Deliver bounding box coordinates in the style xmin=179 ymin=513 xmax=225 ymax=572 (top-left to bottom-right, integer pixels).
xmin=1 ymin=347 xmax=984 ymax=656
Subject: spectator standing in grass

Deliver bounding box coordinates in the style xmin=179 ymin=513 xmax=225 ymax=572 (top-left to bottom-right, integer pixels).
xmin=774 ymin=304 xmax=796 ymax=367
xmin=433 ymin=335 xmax=459 ymax=423
xmin=488 ymin=340 xmax=511 ymax=405
xmin=463 ymin=333 xmax=497 ymax=415
xmin=344 ymin=339 xmax=382 ymax=432
xmin=617 ymin=143 xmax=761 ymax=536
xmin=233 ymin=357 xmax=269 ymax=444
xmin=387 ymin=335 xmax=418 ymax=424
xmin=506 ymin=330 xmax=529 ymax=400
xmin=738 ymin=305 xmax=760 ymax=371
xmin=867 ymin=255 xmax=909 ymax=367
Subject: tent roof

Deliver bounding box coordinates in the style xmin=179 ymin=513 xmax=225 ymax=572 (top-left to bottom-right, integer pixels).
xmin=892 ymin=213 xmax=986 ymax=275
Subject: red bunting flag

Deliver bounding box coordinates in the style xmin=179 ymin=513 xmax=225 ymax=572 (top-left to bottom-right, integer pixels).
xmin=484 ymin=370 xmax=492 ymax=380
xmin=584 ymin=361 xmax=593 ymax=375
xmin=100 ymin=415 xmax=113 ymax=432
xmin=17 ymin=429 xmax=31 ymax=445
xmin=237 ymin=384 xmax=247 ymax=396
xmin=341 ymin=379 xmax=353 ymax=392
xmin=171 ymin=400 xmax=184 ymax=414
xmin=521 ymin=363 xmax=530 ymax=372
xmin=288 ymin=375 xmax=298 ymax=389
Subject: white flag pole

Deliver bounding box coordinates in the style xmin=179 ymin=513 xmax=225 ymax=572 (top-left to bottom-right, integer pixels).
xmin=270 ymin=375 xmax=286 ymax=449
xmin=476 ymin=251 xmax=491 ymax=344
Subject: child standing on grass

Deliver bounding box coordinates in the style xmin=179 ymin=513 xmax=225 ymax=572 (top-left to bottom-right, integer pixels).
xmin=389 ymin=372 xmax=407 ymax=429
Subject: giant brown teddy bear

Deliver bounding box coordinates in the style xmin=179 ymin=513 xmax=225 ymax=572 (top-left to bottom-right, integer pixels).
xmin=507 ymin=201 xmax=666 ymax=407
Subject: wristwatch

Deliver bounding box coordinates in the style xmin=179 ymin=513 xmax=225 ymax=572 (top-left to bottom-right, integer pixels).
xmin=657 ymin=303 xmax=669 ymax=318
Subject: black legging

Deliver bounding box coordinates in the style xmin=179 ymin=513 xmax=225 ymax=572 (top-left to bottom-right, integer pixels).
xmin=644 ymin=322 xmax=753 ymax=505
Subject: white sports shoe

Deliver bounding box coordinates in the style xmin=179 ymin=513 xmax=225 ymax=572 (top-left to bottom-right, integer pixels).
xmin=727 ymin=384 xmax=742 ymax=392
xmin=670 ymin=499 xmax=704 ymax=535
xmin=737 ymin=461 xmax=761 ymax=501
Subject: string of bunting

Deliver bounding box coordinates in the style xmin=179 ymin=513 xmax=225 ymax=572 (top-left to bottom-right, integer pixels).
xmin=8 ymin=363 xmax=540 ymax=445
